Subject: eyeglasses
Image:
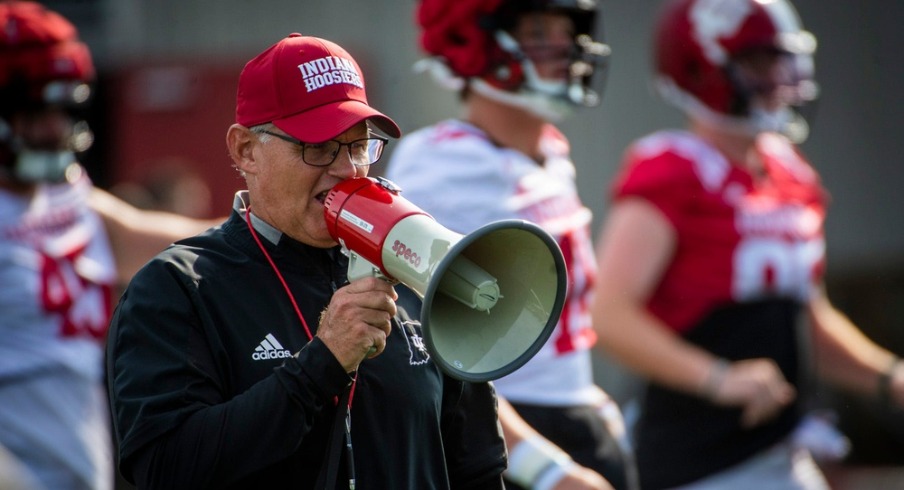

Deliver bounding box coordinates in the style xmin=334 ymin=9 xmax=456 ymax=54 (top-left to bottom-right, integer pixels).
xmin=257 ymin=130 xmax=388 ymax=167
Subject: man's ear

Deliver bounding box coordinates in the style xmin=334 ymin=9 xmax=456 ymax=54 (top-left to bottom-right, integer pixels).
xmin=226 ymin=124 xmax=258 ymax=175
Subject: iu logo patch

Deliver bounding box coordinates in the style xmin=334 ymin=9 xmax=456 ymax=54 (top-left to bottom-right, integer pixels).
xmin=400 ymin=320 xmax=430 ymax=366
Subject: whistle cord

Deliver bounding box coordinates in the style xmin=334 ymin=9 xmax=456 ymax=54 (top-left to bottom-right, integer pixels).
xmin=245 ymin=206 xmax=360 ymax=489
xmin=315 ymin=387 xmax=352 ymax=490
xmin=245 ymin=205 xmax=314 ymax=342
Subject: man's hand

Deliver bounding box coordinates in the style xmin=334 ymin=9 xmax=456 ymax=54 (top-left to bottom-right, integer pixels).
xmin=316 ymin=277 xmax=398 ymax=372
xmin=709 ymin=358 xmax=796 ymax=428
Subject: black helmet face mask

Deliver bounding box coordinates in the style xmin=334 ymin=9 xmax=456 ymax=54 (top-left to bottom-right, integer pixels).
xmin=1 ymin=100 xmax=94 ymax=185
xmin=495 ymin=14 xmax=609 ymax=106
xmin=477 ymin=0 xmax=610 ymax=120
xmin=9 ymin=147 xmax=77 ymax=184
xmin=724 ymin=49 xmax=818 ymax=143
xmin=414 ymin=0 xmax=610 ymax=122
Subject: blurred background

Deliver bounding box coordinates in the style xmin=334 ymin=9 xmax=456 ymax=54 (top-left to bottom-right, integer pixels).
xmin=46 ymin=0 xmax=903 ymax=486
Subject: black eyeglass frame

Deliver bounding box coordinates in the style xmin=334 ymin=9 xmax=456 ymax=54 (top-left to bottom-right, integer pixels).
xmin=256 ymin=129 xmax=388 ymax=167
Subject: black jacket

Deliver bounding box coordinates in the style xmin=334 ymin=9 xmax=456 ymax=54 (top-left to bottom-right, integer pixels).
xmin=106 ymin=209 xmax=506 ymax=489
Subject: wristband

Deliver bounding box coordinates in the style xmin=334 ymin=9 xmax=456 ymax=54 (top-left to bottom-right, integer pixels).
xmin=701 ymin=358 xmax=730 ymax=401
xmin=534 ymin=458 xmax=578 ymax=490
xmin=506 ymin=435 xmax=573 ymax=489
xmin=878 ymin=357 xmax=901 ymax=407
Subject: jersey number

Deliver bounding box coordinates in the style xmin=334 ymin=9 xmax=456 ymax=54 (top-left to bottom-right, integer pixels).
xmin=732 ymin=237 xmax=823 ymax=301
xmin=40 ymin=249 xmax=111 ymax=340
xmin=553 ymin=233 xmax=597 ymax=355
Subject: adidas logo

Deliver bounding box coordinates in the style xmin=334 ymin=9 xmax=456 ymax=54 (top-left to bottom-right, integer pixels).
xmin=251 ymin=333 xmax=293 ymax=361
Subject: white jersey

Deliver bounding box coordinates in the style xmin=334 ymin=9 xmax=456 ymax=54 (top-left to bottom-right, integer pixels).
xmin=0 ymin=168 xmax=115 ymax=382
xmin=0 ymin=168 xmax=116 ymax=489
xmin=387 ymin=119 xmax=602 ymax=406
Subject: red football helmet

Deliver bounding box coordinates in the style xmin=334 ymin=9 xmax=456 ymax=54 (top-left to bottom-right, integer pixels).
xmin=653 ymin=0 xmax=818 ymax=141
xmin=0 ymin=1 xmax=95 ymax=183
xmin=416 ymin=0 xmax=610 ymax=121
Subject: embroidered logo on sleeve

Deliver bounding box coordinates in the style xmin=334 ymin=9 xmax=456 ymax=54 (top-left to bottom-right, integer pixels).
xmin=400 ymin=320 xmax=430 ymax=366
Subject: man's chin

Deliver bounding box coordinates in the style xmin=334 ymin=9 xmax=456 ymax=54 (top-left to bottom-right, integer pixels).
xmin=310 ymin=224 xmax=339 ymax=249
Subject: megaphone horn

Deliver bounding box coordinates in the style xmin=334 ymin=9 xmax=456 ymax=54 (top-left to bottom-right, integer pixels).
xmin=324 ymin=176 xmax=567 ymax=383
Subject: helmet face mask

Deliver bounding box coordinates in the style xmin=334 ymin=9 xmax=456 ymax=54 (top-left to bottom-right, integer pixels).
xmin=729 ymin=48 xmax=816 ymax=111
xmin=7 ymin=148 xmax=79 ymax=184
xmin=1 ymin=1 xmax=95 ymax=184
xmin=417 ymin=0 xmax=611 ymax=121
xmin=653 ymin=0 xmax=818 ymax=141
xmin=0 ymin=107 xmax=93 ymax=184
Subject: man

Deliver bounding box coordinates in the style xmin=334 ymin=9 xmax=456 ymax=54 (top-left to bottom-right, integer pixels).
xmin=387 ymin=1 xmax=638 ymax=489
xmin=0 ymin=3 xmax=219 ymax=489
xmin=590 ymin=0 xmax=904 ymax=488
xmin=106 ymin=33 xmax=508 ymax=489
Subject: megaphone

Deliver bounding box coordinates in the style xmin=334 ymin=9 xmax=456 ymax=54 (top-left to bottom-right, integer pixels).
xmin=323 ymin=176 xmax=567 ymax=383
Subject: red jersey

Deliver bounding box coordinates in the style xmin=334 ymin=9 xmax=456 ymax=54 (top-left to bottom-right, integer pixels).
xmin=613 ymin=130 xmax=828 ymax=334
xmin=614 ymin=130 xmax=829 ymax=488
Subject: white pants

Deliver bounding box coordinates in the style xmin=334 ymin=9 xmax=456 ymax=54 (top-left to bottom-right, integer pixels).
xmin=0 ymin=368 xmax=112 ymax=490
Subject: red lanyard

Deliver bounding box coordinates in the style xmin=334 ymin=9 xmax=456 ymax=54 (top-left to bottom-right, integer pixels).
xmin=244 ymin=206 xmax=359 ymax=407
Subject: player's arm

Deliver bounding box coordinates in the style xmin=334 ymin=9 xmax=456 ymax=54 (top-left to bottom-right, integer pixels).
xmin=591 ymin=198 xmax=714 ymax=392
xmin=89 ymin=187 xmax=222 ymax=284
xmin=808 ymin=286 xmax=904 ymax=408
xmin=591 ymin=198 xmax=794 ymax=428
xmin=499 ymin=397 xmax=611 ymax=490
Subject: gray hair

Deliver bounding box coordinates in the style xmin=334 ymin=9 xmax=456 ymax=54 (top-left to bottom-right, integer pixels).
xmin=249 ymin=123 xmax=277 ymax=143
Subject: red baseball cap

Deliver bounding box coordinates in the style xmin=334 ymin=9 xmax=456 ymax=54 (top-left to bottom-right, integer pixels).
xmin=235 ymin=33 xmax=401 ymax=143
